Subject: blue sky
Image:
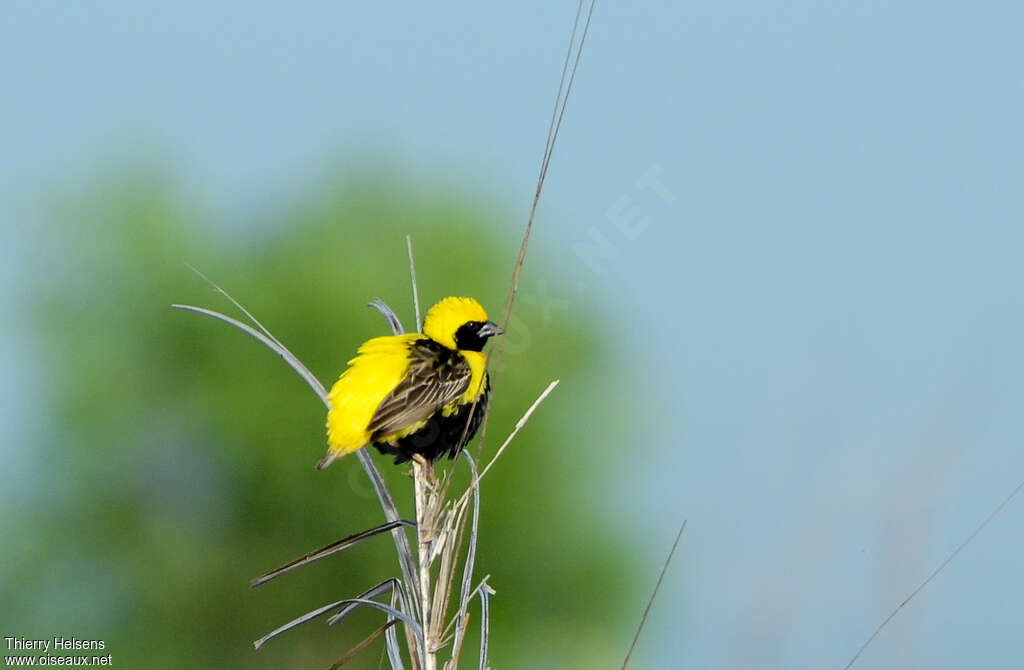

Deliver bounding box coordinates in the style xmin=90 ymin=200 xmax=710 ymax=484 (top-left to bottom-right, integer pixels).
xmin=4 ymin=1 xmax=1024 ymax=667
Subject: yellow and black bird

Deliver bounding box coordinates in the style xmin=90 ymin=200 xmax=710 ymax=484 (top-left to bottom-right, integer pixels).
xmin=319 ymin=296 xmax=503 ymax=469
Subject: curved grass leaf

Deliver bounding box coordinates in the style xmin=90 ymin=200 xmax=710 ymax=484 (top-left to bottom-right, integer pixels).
xmin=253 ymin=579 xmax=400 ymax=650
xmin=478 ymin=581 xmax=495 ymax=670
xmin=329 ymin=598 xmax=424 ymax=643
xmin=327 ymin=579 xmax=400 ymax=627
xmin=451 ymin=453 xmax=481 ymax=659
xmin=251 ymin=520 xmax=414 ymax=589
xmin=368 ymin=298 xmax=405 ymax=335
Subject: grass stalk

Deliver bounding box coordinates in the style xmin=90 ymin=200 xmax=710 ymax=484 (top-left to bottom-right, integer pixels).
xmin=413 ymin=458 xmax=438 ymax=670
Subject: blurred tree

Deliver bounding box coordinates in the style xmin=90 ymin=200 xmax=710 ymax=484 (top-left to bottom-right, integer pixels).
xmin=6 ymin=163 xmax=638 ymax=669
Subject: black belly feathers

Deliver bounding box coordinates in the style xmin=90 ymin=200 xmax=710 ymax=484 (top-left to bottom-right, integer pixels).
xmin=373 ymin=379 xmax=489 ymax=464
xmin=370 ymin=338 xmax=490 ymax=464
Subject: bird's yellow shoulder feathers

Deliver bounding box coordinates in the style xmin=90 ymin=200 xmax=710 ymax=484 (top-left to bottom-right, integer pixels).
xmin=325 ymin=334 xmax=421 ymax=463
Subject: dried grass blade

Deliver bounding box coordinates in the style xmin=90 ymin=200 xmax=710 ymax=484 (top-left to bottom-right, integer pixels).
xmin=184 ymin=263 xmax=285 ymax=349
xmin=369 ymin=298 xmax=405 ymax=335
xmin=386 ymin=588 xmax=407 ymax=670
xmin=477 ymin=581 xmax=495 ymax=670
xmin=451 ymin=453 xmax=481 ymax=658
xmin=843 ymin=477 xmax=1024 ymax=669
xmin=486 ymin=0 xmax=597 ymax=411
xmin=429 ymin=503 xmax=453 ymax=625
xmin=406 ymin=235 xmax=422 ymax=333
xmin=542 ymin=0 xmax=596 ymax=188
xmin=328 ymin=620 xmax=399 ymax=670
xmin=539 ymin=0 xmax=585 ymax=174
xmin=445 ymin=575 xmax=491 ymax=663
xmin=172 ymin=304 xmax=328 ymax=400
xmin=251 ymin=520 xmax=414 ymax=588
xmin=253 ymin=579 xmax=398 ymax=650
xmin=253 ymin=598 xmax=351 ymax=650
xmin=621 ymin=520 xmax=686 ymax=670
xmin=432 ymin=499 xmax=469 ymax=643
xmin=329 ymin=598 xmax=424 ymax=643
xmin=325 ymin=579 xmax=401 ymax=627
xmin=359 ymin=450 xmax=420 ymax=605
xmin=496 ymin=0 xmax=595 ymax=330
xmin=458 ymin=380 xmax=559 ymax=509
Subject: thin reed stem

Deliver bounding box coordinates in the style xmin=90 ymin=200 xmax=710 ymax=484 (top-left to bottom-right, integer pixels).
xmin=843 ymin=477 xmax=1024 ymax=669
xmin=621 ymin=520 xmax=686 ymax=670
xmin=413 ymin=458 xmax=437 ymax=670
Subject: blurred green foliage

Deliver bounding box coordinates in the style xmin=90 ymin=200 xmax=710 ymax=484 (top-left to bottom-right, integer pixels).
xmin=6 ymin=165 xmax=638 ymax=668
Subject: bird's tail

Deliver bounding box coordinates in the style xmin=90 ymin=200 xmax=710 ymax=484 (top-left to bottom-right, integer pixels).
xmin=316 ymin=449 xmax=341 ymax=470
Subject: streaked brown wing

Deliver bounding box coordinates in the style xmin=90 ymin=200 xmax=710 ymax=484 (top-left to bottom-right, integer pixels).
xmin=367 ymin=339 xmax=471 ymax=439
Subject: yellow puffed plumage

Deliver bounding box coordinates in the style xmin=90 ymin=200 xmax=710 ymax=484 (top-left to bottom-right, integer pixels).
xmin=319 ymin=297 xmax=503 ymax=468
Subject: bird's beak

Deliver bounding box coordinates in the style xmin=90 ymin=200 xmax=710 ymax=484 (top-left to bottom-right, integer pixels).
xmin=478 ymin=320 xmax=505 ymax=338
